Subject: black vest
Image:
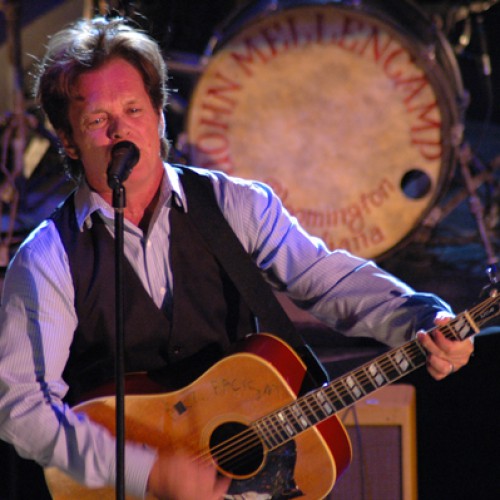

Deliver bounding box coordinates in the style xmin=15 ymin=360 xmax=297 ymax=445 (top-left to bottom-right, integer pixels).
xmin=52 ymin=183 xmax=255 ymax=404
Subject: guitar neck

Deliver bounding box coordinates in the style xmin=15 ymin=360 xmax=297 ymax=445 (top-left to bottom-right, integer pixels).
xmin=253 ymin=293 xmax=500 ymax=451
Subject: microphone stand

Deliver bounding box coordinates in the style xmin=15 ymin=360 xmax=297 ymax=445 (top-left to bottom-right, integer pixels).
xmin=107 ymin=141 xmax=138 ymax=500
xmin=111 ymin=184 xmax=126 ymax=500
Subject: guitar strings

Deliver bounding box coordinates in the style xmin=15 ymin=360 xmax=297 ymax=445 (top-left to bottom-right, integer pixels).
xmin=194 ymin=298 xmax=493 ymax=472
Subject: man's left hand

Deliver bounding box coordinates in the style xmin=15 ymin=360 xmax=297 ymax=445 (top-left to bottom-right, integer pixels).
xmin=417 ymin=313 xmax=475 ymax=380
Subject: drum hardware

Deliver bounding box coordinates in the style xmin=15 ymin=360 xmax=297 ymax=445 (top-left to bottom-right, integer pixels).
xmin=416 ymin=161 xmax=495 ymax=239
xmin=469 ymin=8 xmax=492 ymax=78
xmin=413 ymin=139 xmax=499 ymax=281
xmin=165 ymin=50 xmax=207 ymax=75
xmin=418 ymin=0 xmax=499 ymax=276
xmin=83 ymin=0 xmax=136 ymax=18
xmin=436 ymin=0 xmax=497 ymax=152
xmin=83 ymin=0 xmax=108 ymax=18
xmin=427 ymin=0 xmax=499 ymax=44
xmin=0 ymin=0 xmax=50 ymax=267
xmin=0 ymin=0 xmax=72 ymax=267
xmin=465 ymin=5 xmax=495 ymax=155
xmin=460 ymin=0 xmax=499 ymax=15
xmin=0 ymin=0 xmax=142 ymax=268
xmin=482 ymin=259 xmax=498 ymax=299
xmin=459 ymin=142 xmax=499 ymax=273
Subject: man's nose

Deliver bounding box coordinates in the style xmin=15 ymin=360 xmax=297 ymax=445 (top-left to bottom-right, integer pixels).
xmin=109 ymin=116 xmax=130 ymax=139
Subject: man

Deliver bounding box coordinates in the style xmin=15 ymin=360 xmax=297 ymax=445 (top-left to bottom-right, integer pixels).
xmin=0 ymin=16 xmax=473 ymax=500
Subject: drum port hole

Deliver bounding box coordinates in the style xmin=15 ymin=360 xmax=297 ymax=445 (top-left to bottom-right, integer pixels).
xmin=401 ymin=169 xmax=432 ymax=200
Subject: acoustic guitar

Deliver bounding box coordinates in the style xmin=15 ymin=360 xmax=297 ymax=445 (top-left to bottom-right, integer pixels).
xmin=45 ymin=292 xmax=500 ymax=499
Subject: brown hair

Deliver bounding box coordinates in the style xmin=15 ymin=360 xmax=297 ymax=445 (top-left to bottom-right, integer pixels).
xmin=33 ymin=16 xmax=169 ymax=179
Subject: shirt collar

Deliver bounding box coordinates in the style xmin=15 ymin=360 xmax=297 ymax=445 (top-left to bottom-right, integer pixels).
xmin=164 ymin=162 xmax=186 ymax=210
xmin=72 ymin=162 xmax=186 ymax=230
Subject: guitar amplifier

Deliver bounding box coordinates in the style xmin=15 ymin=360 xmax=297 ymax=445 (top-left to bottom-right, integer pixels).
xmin=327 ymin=384 xmax=417 ymax=500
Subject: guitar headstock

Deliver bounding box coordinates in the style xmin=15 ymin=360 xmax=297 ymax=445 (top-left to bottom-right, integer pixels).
xmin=438 ymin=289 xmax=500 ymax=343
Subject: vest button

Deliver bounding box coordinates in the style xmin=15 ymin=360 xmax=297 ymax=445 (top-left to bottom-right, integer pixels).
xmin=172 ymin=346 xmax=181 ymax=355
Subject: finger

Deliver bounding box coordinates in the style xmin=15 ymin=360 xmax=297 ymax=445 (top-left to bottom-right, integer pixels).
xmin=433 ymin=311 xmax=454 ymax=325
xmin=213 ymin=475 xmax=231 ymax=499
xmin=417 ymin=332 xmax=468 ymax=380
xmin=426 ymin=354 xmax=455 ymax=380
xmin=417 ymin=331 xmax=440 ymax=356
xmin=423 ymin=328 xmax=474 ymax=361
xmin=197 ymin=459 xmax=230 ymax=500
xmin=432 ymin=330 xmax=475 ymax=365
xmin=431 ymin=328 xmax=457 ymax=347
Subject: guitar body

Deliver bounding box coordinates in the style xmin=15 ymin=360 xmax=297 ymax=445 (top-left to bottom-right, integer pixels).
xmin=45 ymin=334 xmax=352 ymax=499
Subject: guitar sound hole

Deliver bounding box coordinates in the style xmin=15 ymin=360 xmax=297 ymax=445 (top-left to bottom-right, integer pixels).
xmin=210 ymin=421 xmax=264 ymax=477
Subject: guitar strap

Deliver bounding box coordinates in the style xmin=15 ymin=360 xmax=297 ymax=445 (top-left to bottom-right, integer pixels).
xmin=175 ymin=166 xmax=329 ymax=391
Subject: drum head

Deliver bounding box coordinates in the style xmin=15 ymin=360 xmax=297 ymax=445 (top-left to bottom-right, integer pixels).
xmin=187 ymin=2 xmax=465 ymax=259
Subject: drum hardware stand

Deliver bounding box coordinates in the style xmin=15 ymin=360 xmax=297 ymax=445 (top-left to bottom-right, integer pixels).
xmin=458 ymin=142 xmax=500 ymax=290
xmin=0 ymin=0 xmax=46 ymax=267
xmin=414 ymin=140 xmax=499 ymax=274
xmin=451 ymin=2 xmax=499 ymax=290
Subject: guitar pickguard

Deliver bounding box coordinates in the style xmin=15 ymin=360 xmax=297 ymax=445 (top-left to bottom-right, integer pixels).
xmin=226 ymin=441 xmax=302 ymax=499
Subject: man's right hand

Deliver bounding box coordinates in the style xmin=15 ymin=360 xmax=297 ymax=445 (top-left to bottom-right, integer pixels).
xmin=147 ymin=451 xmax=231 ymax=499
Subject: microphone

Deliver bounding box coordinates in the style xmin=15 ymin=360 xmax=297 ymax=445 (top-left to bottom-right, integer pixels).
xmin=107 ymin=141 xmax=140 ymax=190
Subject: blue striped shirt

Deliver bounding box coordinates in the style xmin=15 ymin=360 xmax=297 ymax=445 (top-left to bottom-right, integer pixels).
xmin=0 ymin=163 xmax=451 ymax=497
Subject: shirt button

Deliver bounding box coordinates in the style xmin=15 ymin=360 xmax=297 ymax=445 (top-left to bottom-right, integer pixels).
xmin=160 ymin=286 xmax=166 ymax=295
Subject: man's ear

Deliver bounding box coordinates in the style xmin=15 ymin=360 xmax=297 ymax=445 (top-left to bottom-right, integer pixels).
xmin=58 ymin=131 xmax=79 ymax=160
xmin=158 ymin=109 xmax=166 ymax=138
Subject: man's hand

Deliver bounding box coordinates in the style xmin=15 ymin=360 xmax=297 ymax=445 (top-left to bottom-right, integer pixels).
xmin=417 ymin=313 xmax=475 ymax=380
xmin=147 ymin=451 xmax=231 ymax=500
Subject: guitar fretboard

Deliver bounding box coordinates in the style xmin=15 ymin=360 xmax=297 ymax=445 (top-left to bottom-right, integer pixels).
xmin=253 ymin=292 xmax=500 ymax=450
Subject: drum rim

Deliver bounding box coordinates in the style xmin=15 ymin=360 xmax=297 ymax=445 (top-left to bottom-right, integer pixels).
xmin=207 ymin=1 xmax=466 ymax=109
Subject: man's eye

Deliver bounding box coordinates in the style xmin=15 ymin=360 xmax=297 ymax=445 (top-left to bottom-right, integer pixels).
xmin=87 ymin=116 xmax=106 ymax=128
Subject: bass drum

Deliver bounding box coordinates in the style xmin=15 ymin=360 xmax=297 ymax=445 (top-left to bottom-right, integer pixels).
xmin=186 ymin=0 xmax=466 ymax=259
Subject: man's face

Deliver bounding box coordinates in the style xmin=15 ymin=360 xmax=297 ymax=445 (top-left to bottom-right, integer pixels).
xmin=60 ymin=57 xmax=165 ymax=195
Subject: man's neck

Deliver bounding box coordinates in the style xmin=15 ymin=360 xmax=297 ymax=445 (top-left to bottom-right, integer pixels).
xmin=100 ymin=167 xmax=164 ymax=228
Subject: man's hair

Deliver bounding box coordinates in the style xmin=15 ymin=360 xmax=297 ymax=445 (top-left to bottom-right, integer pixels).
xmin=33 ymin=16 xmax=169 ymax=179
